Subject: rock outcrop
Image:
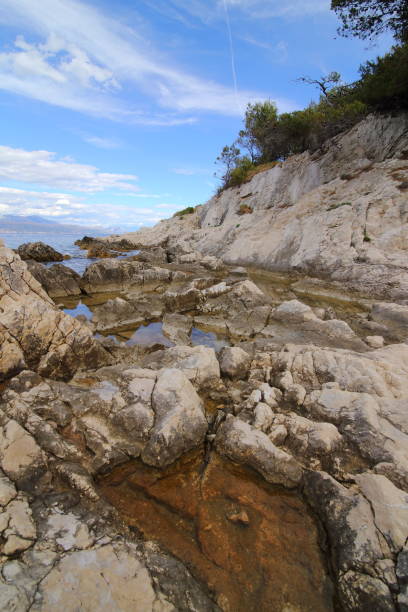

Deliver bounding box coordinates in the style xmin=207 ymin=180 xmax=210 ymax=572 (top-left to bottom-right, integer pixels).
xmin=99 ymin=113 xmax=408 ymax=300
xmin=26 ymin=261 xmax=82 ymax=298
xmin=0 ymin=246 xmax=109 ymax=381
xmin=16 ymin=242 xmax=65 ymax=263
xmin=3 ymin=112 xmax=408 ymax=611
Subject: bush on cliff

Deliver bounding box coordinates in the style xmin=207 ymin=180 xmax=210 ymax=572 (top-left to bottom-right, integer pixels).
xmin=216 ymin=41 xmax=408 ymax=191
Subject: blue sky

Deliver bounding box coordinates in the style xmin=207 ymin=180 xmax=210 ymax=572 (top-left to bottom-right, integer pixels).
xmin=0 ymin=0 xmax=393 ymax=230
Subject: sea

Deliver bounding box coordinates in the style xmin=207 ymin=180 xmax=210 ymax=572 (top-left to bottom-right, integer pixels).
xmin=1 ymin=232 xmax=137 ymax=275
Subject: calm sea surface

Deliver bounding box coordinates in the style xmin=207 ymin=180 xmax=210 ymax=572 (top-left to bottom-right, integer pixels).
xmin=0 ymin=232 xmax=136 ymax=275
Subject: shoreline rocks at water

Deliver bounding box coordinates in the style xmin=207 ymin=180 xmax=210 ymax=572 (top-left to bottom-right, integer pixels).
xmin=2 ymin=111 xmax=408 ymax=611
xmin=95 ymin=113 xmax=408 ymax=302
xmin=16 ymin=241 xmax=69 ymax=263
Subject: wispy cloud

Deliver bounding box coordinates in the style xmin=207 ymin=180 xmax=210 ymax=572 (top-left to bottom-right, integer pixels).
xmin=0 ymin=145 xmax=138 ymax=192
xmin=82 ymin=135 xmax=122 ymax=149
xmin=0 ymin=0 xmax=285 ymax=121
xmin=172 ymin=167 xmax=210 ymax=176
xmin=143 ymin=0 xmax=329 ymax=23
xmin=240 ymin=37 xmax=289 ymax=62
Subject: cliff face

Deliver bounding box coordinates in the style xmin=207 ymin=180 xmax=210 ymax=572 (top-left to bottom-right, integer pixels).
xmin=103 ymin=113 xmax=408 ymax=299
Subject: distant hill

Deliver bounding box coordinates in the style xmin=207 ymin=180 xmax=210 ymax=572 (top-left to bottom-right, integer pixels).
xmin=0 ymin=215 xmax=108 ymax=234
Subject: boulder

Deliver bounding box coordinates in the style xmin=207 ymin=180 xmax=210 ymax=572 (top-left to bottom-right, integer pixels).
xmin=366 ymin=335 xmax=385 ymax=348
xmin=219 ymin=346 xmax=251 ymax=379
xmin=26 ymin=261 xmax=82 ymax=298
xmin=141 ymin=369 xmax=207 ymax=467
xmin=0 ymin=246 xmax=110 ymax=381
xmin=215 ymin=415 xmax=303 ymax=488
xmin=16 ymin=242 xmax=64 ymax=262
xmin=82 ymin=260 xmax=173 ymax=293
xmin=135 ymin=247 xmax=168 ymax=264
xmin=143 ymin=345 xmax=220 ymax=387
xmin=303 ymin=470 xmax=395 ymax=612
xmin=87 ymin=244 xmax=119 ymax=258
xmin=371 ymin=302 xmax=408 ymax=333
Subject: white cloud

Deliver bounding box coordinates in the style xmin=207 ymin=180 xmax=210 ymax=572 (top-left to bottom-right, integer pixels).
xmin=0 ymin=186 xmax=178 ymax=229
xmin=0 ymin=0 xmax=290 ymax=120
xmin=0 ymin=145 xmax=138 ymax=192
xmin=0 ymin=186 xmax=86 ymax=217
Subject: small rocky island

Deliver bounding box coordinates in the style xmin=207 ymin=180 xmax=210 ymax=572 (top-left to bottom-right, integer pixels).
xmin=1 ymin=113 xmax=408 ymax=611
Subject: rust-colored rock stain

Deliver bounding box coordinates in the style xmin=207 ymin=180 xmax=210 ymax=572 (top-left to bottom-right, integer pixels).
xmin=98 ymin=450 xmax=333 ymax=612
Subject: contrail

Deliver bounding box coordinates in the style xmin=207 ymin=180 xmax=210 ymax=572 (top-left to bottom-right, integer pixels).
xmin=222 ymin=0 xmax=240 ymax=109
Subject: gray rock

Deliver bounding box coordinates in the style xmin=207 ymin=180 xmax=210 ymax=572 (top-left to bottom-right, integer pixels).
xmin=219 ymin=346 xmax=251 ymax=379
xmin=215 ymin=415 xmax=302 ymax=487
xmin=26 ymin=261 xmax=82 ymax=298
xmin=141 ymin=369 xmax=207 ymax=467
xmin=17 ymin=241 xmax=64 ymax=262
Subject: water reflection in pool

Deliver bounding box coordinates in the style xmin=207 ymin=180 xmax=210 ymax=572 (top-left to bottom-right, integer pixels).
xmin=124 ymin=322 xmax=174 ymax=347
xmin=191 ymin=327 xmax=229 ymax=352
xmin=63 ymin=301 xmax=93 ymax=320
xmin=115 ymin=322 xmax=230 ymax=351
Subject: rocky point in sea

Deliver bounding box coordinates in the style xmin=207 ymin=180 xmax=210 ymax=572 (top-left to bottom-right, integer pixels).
xmin=1 ymin=112 xmax=408 ymax=612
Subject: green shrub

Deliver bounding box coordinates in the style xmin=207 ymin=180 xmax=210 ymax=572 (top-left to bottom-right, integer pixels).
xmin=226 ymin=157 xmax=255 ymax=188
xmin=215 ymin=43 xmax=408 ymax=192
xmin=174 ymin=206 xmax=196 ymax=217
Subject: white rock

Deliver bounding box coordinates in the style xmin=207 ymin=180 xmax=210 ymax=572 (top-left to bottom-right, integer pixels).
xmin=366 ymin=335 xmax=385 ymax=348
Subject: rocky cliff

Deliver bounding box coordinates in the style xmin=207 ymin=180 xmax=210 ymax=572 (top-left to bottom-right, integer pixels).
xmin=103 ymin=113 xmax=408 ymax=300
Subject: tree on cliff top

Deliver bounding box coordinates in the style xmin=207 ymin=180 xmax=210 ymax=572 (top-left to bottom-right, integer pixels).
xmin=331 ymin=0 xmax=408 ymax=41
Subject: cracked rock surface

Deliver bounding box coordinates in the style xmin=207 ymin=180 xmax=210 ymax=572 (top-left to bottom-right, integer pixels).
xmin=2 ymin=112 xmax=408 ymax=611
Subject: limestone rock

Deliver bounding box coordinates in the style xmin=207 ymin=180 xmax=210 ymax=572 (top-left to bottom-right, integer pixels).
xmin=215 ymin=415 xmax=302 ymax=487
xmin=16 ymin=242 xmax=64 ymax=263
xmin=81 ymin=259 xmax=173 ymax=293
xmin=0 ymin=247 xmax=110 ymax=382
xmin=354 ymin=473 xmax=408 ymax=553
xmin=219 ymin=346 xmax=251 ymax=379
xmin=366 ymin=335 xmax=385 ymax=348
xmin=35 ymin=543 xmax=174 ymax=612
xmin=87 ymin=244 xmax=119 ymax=258
xmin=141 ymin=369 xmax=207 ymax=467
xmin=103 ymin=113 xmax=408 ymax=300
xmin=144 ymin=345 xmax=220 ymax=387
xmin=162 ymin=313 xmax=192 ymax=345
xmin=26 ymin=261 xmax=82 ymax=298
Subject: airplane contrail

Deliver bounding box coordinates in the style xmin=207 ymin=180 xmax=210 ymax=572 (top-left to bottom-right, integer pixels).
xmin=222 ymin=0 xmax=240 ymax=109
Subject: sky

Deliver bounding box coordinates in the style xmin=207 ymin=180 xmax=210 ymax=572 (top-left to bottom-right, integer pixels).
xmin=0 ymin=0 xmax=393 ymax=231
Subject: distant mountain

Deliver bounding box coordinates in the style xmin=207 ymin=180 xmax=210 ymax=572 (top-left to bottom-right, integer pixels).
xmin=0 ymin=215 xmax=108 ymax=234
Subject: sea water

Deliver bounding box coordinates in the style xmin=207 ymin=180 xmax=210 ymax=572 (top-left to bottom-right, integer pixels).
xmin=0 ymin=232 xmax=138 ymax=275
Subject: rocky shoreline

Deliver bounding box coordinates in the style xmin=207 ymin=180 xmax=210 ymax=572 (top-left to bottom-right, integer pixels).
xmin=1 ymin=231 xmax=408 ymax=611
xmin=1 ymin=113 xmax=408 ymax=612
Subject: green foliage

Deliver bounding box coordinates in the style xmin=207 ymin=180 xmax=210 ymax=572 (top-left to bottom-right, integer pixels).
xmin=243 ymin=101 xmax=278 ymax=161
xmin=331 ymin=0 xmax=408 ymax=42
xmin=215 ymin=144 xmax=241 ymax=186
xmin=174 ymin=206 xmax=195 ymax=217
xmin=228 ymin=157 xmax=256 ymax=187
xmin=363 ymin=229 xmax=372 ymax=242
xmin=354 ymin=44 xmax=408 ymax=110
xmin=215 ymin=41 xmax=408 ymax=192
